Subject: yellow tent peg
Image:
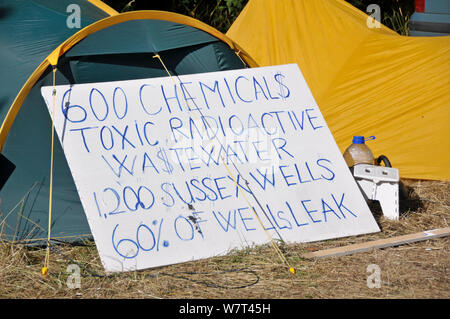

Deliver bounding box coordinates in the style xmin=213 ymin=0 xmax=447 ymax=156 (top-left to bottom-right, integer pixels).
xmin=289 ymin=267 xmax=295 ymax=275
xmin=41 ymin=267 xmax=48 ymax=276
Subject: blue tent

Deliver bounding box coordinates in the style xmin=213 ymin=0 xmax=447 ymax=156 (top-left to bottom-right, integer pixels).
xmin=0 ymin=0 xmax=256 ymax=243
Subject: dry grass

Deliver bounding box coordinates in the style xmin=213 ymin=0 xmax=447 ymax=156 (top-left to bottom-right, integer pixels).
xmin=0 ymin=179 xmax=448 ymax=299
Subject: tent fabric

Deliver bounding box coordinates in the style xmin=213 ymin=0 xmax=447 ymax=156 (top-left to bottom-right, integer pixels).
xmin=69 ymin=42 xmax=244 ymax=84
xmin=227 ymin=0 xmax=450 ymax=181
xmin=0 ymin=0 xmax=113 ymax=130
xmin=0 ymin=3 xmax=253 ymax=242
xmin=65 ymin=19 xmax=221 ymax=57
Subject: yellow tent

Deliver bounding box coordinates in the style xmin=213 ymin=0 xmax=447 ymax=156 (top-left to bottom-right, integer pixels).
xmin=227 ymin=0 xmax=450 ymax=180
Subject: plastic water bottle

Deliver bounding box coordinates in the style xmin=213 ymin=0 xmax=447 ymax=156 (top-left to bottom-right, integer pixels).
xmin=343 ymin=136 xmax=375 ymax=167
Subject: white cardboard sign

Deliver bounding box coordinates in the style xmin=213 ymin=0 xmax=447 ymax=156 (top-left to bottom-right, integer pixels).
xmin=41 ymin=64 xmax=380 ymax=272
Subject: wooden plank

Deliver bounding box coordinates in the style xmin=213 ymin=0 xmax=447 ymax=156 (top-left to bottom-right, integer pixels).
xmin=303 ymin=227 xmax=450 ymax=259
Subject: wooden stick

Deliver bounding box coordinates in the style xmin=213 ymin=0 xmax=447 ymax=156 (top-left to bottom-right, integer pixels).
xmin=303 ymin=227 xmax=450 ymax=259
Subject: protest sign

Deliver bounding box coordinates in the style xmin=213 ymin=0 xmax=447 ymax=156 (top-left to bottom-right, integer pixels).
xmin=41 ymin=64 xmax=380 ymax=272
